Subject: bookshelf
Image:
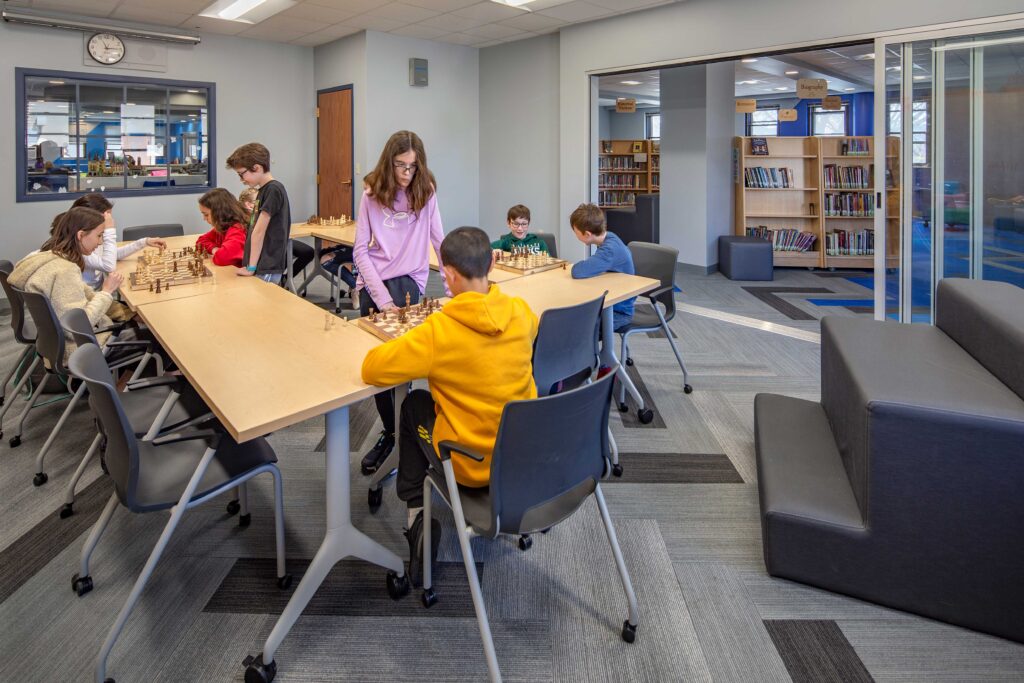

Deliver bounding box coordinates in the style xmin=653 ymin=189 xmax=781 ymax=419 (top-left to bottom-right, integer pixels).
xmin=734 ymin=135 xmax=900 ymax=270
xmin=598 ymin=139 xmax=660 ymax=209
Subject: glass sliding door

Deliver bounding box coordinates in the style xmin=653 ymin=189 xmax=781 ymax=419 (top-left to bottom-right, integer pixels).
xmin=875 ymin=21 xmax=1024 ymax=322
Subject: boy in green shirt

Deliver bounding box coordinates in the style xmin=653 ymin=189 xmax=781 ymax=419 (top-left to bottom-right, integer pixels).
xmin=490 ymin=204 xmax=549 ymax=254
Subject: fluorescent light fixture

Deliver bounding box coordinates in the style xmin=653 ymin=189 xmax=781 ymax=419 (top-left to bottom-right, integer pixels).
xmin=887 ymin=65 xmax=902 ymax=71
xmin=844 ymin=87 xmax=855 ymax=91
xmin=855 ymin=52 xmax=875 ymax=60
xmin=932 ymin=34 xmax=1024 ymax=52
xmin=741 ymin=58 xmax=758 ymax=63
xmin=219 ymin=0 xmax=265 ymax=20
xmin=48 ymin=80 xmax=65 ymax=84
xmin=187 ymin=89 xmax=200 ymax=93
xmin=103 ymin=110 xmax=114 ymax=113
xmin=199 ymin=0 xmax=295 ymax=24
xmin=735 ymin=79 xmax=760 ymax=85
xmin=774 ymin=87 xmax=788 ymax=91
xmin=784 ymin=70 xmax=799 ymax=75
xmin=620 ymin=80 xmax=641 ymax=85
xmin=913 ymin=75 xmax=927 ymax=80
xmin=490 ymin=0 xmax=536 ymax=7
xmin=2 ymin=7 xmax=201 ymax=43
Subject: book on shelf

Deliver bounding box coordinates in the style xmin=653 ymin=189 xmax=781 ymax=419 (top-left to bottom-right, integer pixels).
xmin=823 ymin=163 xmax=872 ymax=189
xmin=599 ymin=190 xmax=637 ymax=206
xmin=750 ymin=137 xmax=769 ymax=155
xmin=824 ymin=191 xmax=874 ymax=217
xmin=745 ymin=226 xmax=817 ymax=252
xmin=599 ymin=156 xmax=646 ymax=170
xmin=650 ymin=140 xmax=660 ymax=153
xmin=825 ymin=229 xmax=875 ymax=256
xmin=840 ymin=139 xmax=870 ymax=156
xmin=599 ymin=173 xmax=643 ymax=189
xmin=744 ymin=166 xmax=796 ymax=189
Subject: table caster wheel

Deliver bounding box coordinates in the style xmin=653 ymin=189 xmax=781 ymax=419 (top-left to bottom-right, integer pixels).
xmin=617 ymin=402 xmax=628 ymax=413
xmin=243 ymin=654 xmax=276 ymax=683
xmin=622 ymin=620 xmax=637 ymax=643
xmin=638 ymin=408 xmax=654 ymax=424
xmin=612 ymin=463 xmax=623 ymax=477
xmin=59 ymin=504 xmax=74 ymax=519
xmin=226 ymin=499 xmax=240 ymax=515
xmin=10 ymin=435 xmax=22 ymax=448
xmin=72 ymin=572 xmax=93 ymax=596
xmin=684 ymin=384 xmax=693 ymax=394
xmin=625 ymin=357 xmax=634 ymax=366
xmin=386 ymin=570 xmax=410 ymax=600
xmin=421 ymin=588 xmax=437 ymax=608
xmin=33 ymin=472 xmax=48 ymax=486
xmin=518 ymin=534 xmax=532 ymax=551
xmin=277 ymin=574 xmax=293 ymax=590
xmin=368 ymin=487 xmax=383 ymax=512
xmin=238 ymin=513 xmax=251 ymax=528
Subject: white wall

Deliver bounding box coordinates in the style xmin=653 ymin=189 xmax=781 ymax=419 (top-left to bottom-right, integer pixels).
xmin=0 ymin=20 xmax=314 ymax=263
xmin=479 ymin=34 xmax=559 ymax=241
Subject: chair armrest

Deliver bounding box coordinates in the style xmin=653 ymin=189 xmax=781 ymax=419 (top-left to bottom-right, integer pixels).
xmin=644 ymin=285 xmax=673 ymax=301
xmin=437 ymin=440 xmax=486 ymax=462
xmin=152 ymin=427 xmax=222 ymax=447
xmin=94 ymin=323 xmax=127 ymax=335
xmin=125 ymin=376 xmax=179 ymax=391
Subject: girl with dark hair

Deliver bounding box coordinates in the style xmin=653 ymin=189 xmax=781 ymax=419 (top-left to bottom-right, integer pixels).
xmin=353 ymin=130 xmax=448 ymax=475
xmin=196 ymin=188 xmax=248 ymax=267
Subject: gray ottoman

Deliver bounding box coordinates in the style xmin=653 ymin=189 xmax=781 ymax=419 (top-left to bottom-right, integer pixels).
xmin=719 ymin=236 xmax=773 ymax=281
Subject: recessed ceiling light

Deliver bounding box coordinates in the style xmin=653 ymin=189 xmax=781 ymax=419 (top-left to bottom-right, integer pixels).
xmin=741 ymin=58 xmax=758 ymax=63
xmin=103 ymin=110 xmax=114 ymax=114
xmin=855 ymin=53 xmax=875 ymax=60
xmin=913 ymin=75 xmax=927 ymax=80
xmin=490 ymin=0 xmax=534 ymax=6
xmin=844 ymin=87 xmax=855 ymax=91
xmin=199 ymin=0 xmax=295 ymax=24
xmin=735 ymin=79 xmax=760 ymax=85
xmin=187 ymin=89 xmax=200 ymax=93
xmin=887 ymin=65 xmax=902 ymax=71
xmin=620 ymin=80 xmax=641 ymax=85
xmin=775 ymin=87 xmax=788 ymax=91
xmin=785 ymin=70 xmax=799 ymax=75
xmin=48 ymin=80 xmax=65 ymax=85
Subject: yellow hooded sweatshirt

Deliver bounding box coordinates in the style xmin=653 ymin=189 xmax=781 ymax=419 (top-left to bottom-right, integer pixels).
xmin=361 ymin=284 xmax=538 ymax=487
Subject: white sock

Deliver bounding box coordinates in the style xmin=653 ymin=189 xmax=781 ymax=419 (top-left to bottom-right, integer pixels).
xmin=406 ymin=506 xmax=423 ymax=530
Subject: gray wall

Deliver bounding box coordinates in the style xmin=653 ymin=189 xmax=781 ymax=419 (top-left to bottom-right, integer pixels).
xmin=605 ymin=106 xmax=658 ymax=140
xmin=1 ymin=20 xmax=315 ymax=263
xmin=314 ymin=31 xmax=367 ymax=199
xmin=479 ymin=34 xmax=559 ymax=241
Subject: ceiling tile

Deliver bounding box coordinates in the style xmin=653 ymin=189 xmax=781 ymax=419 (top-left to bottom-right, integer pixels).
xmin=290 ymin=33 xmax=331 ymax=46
xmin=239 ymin=24 xmax=307 ymax=41
xmin=537 ymin=1 xmax=615 ymax=22
xmin=474 ymin=39 xmax=505 ymax=48
xmin=30 ymin=0 xmax=119 ymax=17
xmin=110 ymin=6 xmax=194 ymax=26
xmin=302 ymin=22 xmax=363 ymax=43
xmin=402 ymin=0 xmax=479 ymax=11
xmin=418 ymin=12 xmax=485 ymax=31
xmin=462 ymin=23 xmax=525 ymax=39
xmin=280 ymin=1 xmax=358 ymax=23
xmin=436 ymin=31 xmax=487 ymax=46
xmin=364 ymin=2 xmax=440 ymax=22
xmin=389 ymin=23 xmax=449 ymax=40
xmin=497 ymin=12 xmax=566 ymax=32
xmin=118 ymin=0 xmax=211 ymax=11
xmin=450 ymin=2 xmax=526 ymax=23
xmin=304 ymin=0 xmax=383 ymax=13
xmin=179 ymin=14 xmax=250 ymax=35
xmin=251 ymin=14 xmax=324 ymax=33
xmin=587 ymin=0 xmax=671 ymax=10
xmin=343 ymin=13 xmax=408 ymax=30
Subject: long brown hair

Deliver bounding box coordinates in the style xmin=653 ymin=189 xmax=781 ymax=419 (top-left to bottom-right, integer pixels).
xmin=199 ymin=188 xmax=248 ymax=233
xmin=40 ymin=207 xmax=105 ymax=270
xmin=364 ymin=130 xmax=437 ymax=214
xmin=49 ymin=192 xmax=113 ymax=235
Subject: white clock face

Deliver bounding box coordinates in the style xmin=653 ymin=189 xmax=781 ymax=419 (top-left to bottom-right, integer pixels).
xmin=88 ymin=33 xmax=126 ymax=65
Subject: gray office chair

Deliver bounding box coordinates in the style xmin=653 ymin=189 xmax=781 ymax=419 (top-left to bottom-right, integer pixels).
xmin=59 ymin=309 xmax=214 ymax=518
xmin=0 ymin=260 xmax=37 ymax=410
xmin=67 ymin=342 xmax=290 ymax=683
xmin=122 ymin=223 xmax=184 ymax=241
xmin=420 ymin=369 xmax=638 ymax=682
xmin=616 ymin=242 xmax=692 ymax=418
xmin=534 ymin=232 xmax=558 ymax=258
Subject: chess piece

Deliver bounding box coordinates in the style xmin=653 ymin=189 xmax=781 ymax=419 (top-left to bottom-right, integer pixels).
xmin=155 ymin=279 xmax=161 ymax=294
xmin=173 ymin=261 xmax=178 ymax=273
xmin=149 ymin=281 xmax=153 ymax=292
xmin=562 ymin=261 xmax=567 ymax=270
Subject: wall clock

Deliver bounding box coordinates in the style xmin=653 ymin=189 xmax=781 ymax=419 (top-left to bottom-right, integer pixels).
xmin=88 ymin=33 xmax=126 ymax=65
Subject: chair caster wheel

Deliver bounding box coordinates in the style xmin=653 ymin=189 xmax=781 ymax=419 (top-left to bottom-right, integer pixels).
xmin=277 ymin=574 xmax=293 ymax=590
xmin=238 ymin=513 xmax=251 ymax=528
xmin=10 ymin=435 xmax=21 ymax=448
xmin=368 ymin=487 xmax=383 ymax=512
xmin=625 ymin=357 xmax=634 ymax=366
xmin=637 ymin=408 xmax=654 ymax=424
xmin=622 ymin=620 xmax=637 ymax=643
xmin=59 ymin=504 xmax=74 ymax=519
xmin=72 ymin=573 xmax=93 ymax=596
xmin=300 ymin=292 xmax=307 ymax=298
xmin=33 ymin=472 xmax=47 ymax=486
xmin=386 ymin=570 xmax=410 ymax=600
xmin=612 ymin=463 xmax=623 ymax=477
xmin=683 ymin=384 xmax=693 ymax=394
xmin=243 ymin=654 xmax=276 ymax=683
xmin=421 ymin=587 xmax=437 ymax=608
xmin=617 ymin=402 xmax=628 ymax=413
xmin=518 ymin=534 xmax=533 ymax=551
xmin=226 ymin=499 xmax=240 ymax=515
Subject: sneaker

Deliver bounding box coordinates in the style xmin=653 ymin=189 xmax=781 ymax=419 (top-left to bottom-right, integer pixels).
xmin=360 ymin=430 xmax=394 ymax=475
xmin=405 ymin=511 xmax=441 ymax=588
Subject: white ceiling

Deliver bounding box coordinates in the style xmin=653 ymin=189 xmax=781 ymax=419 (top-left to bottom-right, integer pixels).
xmin=2 ymin=0 xmax=687 ymax=48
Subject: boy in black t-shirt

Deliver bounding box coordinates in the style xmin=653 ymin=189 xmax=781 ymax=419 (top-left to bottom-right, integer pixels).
xmin=226 ymin=142 xmax=291 ymax=284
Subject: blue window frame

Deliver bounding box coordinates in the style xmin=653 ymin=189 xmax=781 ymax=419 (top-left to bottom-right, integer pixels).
xmin=16 ymin=68 xmax=216 ymax=202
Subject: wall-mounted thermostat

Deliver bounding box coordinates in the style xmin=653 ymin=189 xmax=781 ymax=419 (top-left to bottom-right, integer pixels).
xmin=409 ymin=58 xmax=428 ymax=87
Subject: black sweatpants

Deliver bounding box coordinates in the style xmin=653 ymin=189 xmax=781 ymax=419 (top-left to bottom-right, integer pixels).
xmin=291 ymin=240 xmax=314 ymax=277
xmin=359 ymin=275 xmax=421 ymax=435
xmin=396 ymin=389 xmax=440 ymax=508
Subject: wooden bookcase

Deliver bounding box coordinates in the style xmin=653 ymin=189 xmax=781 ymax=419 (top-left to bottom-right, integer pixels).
xmin=598 ymin=139 xmax=660 ymax=209
xmin=734 ymin=135 xmax=901 ymax=270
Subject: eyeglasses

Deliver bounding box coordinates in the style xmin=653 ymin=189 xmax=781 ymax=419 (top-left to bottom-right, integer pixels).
xmin=393 ymin=161 xmax=418 ymax=174
xmin=236 ymin=168 xmax=250 ymax=180
xmin=511 ymin=220 xmax=530 ymax=228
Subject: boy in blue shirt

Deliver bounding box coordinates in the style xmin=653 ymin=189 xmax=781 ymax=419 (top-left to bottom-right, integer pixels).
xmin=569 ymin=203 xmax=635 ymax=332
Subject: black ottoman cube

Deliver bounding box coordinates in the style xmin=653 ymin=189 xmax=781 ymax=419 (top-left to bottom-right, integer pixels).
xmin=719 ymin=236 xmax=773 ymax=281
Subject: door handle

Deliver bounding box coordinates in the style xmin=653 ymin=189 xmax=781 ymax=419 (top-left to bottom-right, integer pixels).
xmin=340 ymin=179 xmax=352 ymax=185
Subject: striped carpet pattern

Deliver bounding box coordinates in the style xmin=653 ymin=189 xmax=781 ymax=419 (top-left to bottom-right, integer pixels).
xmin=2 ymin=269 xmax=1023 ymax=681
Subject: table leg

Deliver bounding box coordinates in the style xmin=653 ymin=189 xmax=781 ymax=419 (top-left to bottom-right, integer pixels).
xmin=285 ymin=241 xmax=298 ymax=295
xmin=256 ymin=404 xmax=405 ymax=666
xmin=600 ymin=307 xmax=643 ymax=408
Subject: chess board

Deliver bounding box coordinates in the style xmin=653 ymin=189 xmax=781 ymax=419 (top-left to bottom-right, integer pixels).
xmin=128 ymin=247 xmax=212 ymax=290
xmin=355 ymin=298 xmax=444 ymax=342
xmin=306 ymin=214 xmax=350 ymax=226
xmin=493 ymin=250 xmax=567 ymax=275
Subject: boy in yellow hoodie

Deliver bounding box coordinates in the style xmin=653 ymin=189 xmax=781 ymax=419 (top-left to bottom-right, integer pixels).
xmin=361 ymin=226 xmax=538 ymax=585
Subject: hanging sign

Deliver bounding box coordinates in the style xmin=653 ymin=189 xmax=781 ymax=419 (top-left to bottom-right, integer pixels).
xmin=779 ymin=108 xmax=798 ymax=122
xmin=823 ymin=95 xmax=843 ymax=110
xmin=735 ymin=99 xmax=757 ymax=114
xmin=797 ymin=78 xmax=828 ymax=99
xmin=616 ymin=98 xmax=637 ymax=113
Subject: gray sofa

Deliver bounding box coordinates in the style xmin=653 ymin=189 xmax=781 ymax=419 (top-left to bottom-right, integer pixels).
xmin=755 ymin=278 xmax=1024 ymax=642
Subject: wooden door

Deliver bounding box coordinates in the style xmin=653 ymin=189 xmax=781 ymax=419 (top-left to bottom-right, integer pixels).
xmin=317 ymin=87 xmax=353 ymax=218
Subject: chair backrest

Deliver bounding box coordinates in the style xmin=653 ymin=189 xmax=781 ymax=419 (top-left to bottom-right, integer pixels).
xmin=535 ymin=232 xmax=558 ymax=258
xmin=488 ymin=368 xmax=616 ymax=534
xmin=532 ymin=293 xmax=604 ymax=397
xmin=18 ymin=288 xmax=67 ymax=375
xmin=629 ymin=241 xmax=678 ymax=320
xmin=68 ymin=343 xmax=137 ymax=505
xmin=61 ymin=308 xmax=100 ymax=350
xmin=0 ymin=261 xmax=35 ymax=344
xmin=122 ymin=224 xmax=184 ymax=241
